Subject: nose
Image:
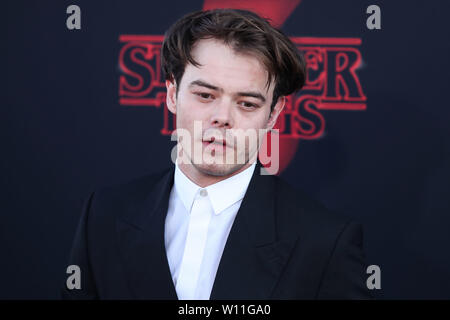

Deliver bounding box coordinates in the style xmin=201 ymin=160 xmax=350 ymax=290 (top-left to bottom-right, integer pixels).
xmin=210 ymin=99 xmax=233 ymax=129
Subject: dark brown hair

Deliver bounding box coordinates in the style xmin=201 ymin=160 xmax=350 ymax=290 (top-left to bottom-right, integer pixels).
xmin=161 ymin=9 xmax=306 ymax=111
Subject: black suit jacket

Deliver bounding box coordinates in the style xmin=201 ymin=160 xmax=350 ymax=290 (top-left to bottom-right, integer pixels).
xmin=61 ymin=162 xmax=372 ymax=299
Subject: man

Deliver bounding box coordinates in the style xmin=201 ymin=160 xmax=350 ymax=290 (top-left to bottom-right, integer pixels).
xmin=62 ymin=9 xmax=371 ymax=299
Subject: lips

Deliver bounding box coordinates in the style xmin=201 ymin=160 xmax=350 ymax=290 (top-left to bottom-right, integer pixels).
xmin=203 ymin=136 xmax=227 ymax=146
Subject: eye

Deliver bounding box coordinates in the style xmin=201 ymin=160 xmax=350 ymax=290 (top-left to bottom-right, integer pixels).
xmin=238 ymin=101 xmax=258 ymax=109
xmin=195 ymin=92 xmax=214 ymax=100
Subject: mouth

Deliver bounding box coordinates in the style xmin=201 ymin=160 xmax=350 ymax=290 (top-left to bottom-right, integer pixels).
xmin=203 ymin=136 xmax=227 ymax=147
xmin=202 ymin=136 xmax=229 ymax=152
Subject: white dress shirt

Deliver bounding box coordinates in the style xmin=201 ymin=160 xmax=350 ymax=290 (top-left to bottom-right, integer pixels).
xmin=164 ymin=161 xmax=256 ymax=300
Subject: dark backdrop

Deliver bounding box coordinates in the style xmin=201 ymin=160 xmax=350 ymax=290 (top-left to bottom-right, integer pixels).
xmin=3 ymin=0 xmax=450 ymax=299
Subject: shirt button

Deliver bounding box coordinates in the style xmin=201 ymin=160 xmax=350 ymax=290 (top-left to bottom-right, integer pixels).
xmin=199 ymin=189 xmax=208 ymax=197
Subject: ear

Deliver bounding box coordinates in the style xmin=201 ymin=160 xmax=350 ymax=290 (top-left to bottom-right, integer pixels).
xmin=266 ymin=96 xmax=286 ymax=130
xmin=165 ymin=79 xmax=177 ymax=114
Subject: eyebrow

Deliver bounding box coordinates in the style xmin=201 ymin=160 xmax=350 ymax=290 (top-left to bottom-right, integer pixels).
xmin=189 ymin=80 xmax=221 ymax=91
xmin=236 ymin=91 xmax=266 ymax=103
xmin=189 ymin=79 xmax=267 ymax=103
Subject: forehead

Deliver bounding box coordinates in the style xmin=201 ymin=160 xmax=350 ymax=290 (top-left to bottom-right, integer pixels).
xmin=182 ymin=39 xmax=271 ymax=93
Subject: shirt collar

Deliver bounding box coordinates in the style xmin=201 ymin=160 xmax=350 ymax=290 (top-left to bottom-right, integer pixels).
xmin=174 ymin=161 xmax=256 ymax=216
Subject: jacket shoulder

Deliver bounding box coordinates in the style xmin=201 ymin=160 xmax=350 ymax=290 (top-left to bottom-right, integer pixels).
xmin=97 ymin=167 xmax=171 ymax=199
xmin=272 ymin=175 xmax=356 ymax=240
xmin=88 ymin=167 xmax=173 ymax=223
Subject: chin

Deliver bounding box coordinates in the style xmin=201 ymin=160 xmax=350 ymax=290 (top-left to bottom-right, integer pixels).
xmin=193 ymin=162 xmax=247 ymax=177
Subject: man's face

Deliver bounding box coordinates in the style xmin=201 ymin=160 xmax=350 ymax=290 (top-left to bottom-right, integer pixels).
xmin=166 ymin=38 xmax=285 ymax=177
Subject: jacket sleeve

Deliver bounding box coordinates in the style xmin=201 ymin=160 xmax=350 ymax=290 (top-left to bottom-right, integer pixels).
xmin=316 ymin=221 xmax=374 ymax=299
xmin=60 ymin=192 xmax=99 ymax=300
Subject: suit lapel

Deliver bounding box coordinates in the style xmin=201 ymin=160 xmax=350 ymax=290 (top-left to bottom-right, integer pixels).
xmin=115 ymin=168 xmax=178 ymax=299
xmin=114 ymin=162 xmax=299 ymax=300
xmin=210 ymin=163 xmax=299 ymax=299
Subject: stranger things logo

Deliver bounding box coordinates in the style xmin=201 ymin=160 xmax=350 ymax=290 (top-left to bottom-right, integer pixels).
xmin=118 ymin=35 xmax=366 ymax=173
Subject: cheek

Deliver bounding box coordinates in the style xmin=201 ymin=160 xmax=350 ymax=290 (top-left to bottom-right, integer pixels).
xmin=176 ymin=98 xmax=199 ymax=127
xmin=238 ymin=111 xmax=270 ymax=131
xmin=175 ymin=101 xmax=208 ymax=142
